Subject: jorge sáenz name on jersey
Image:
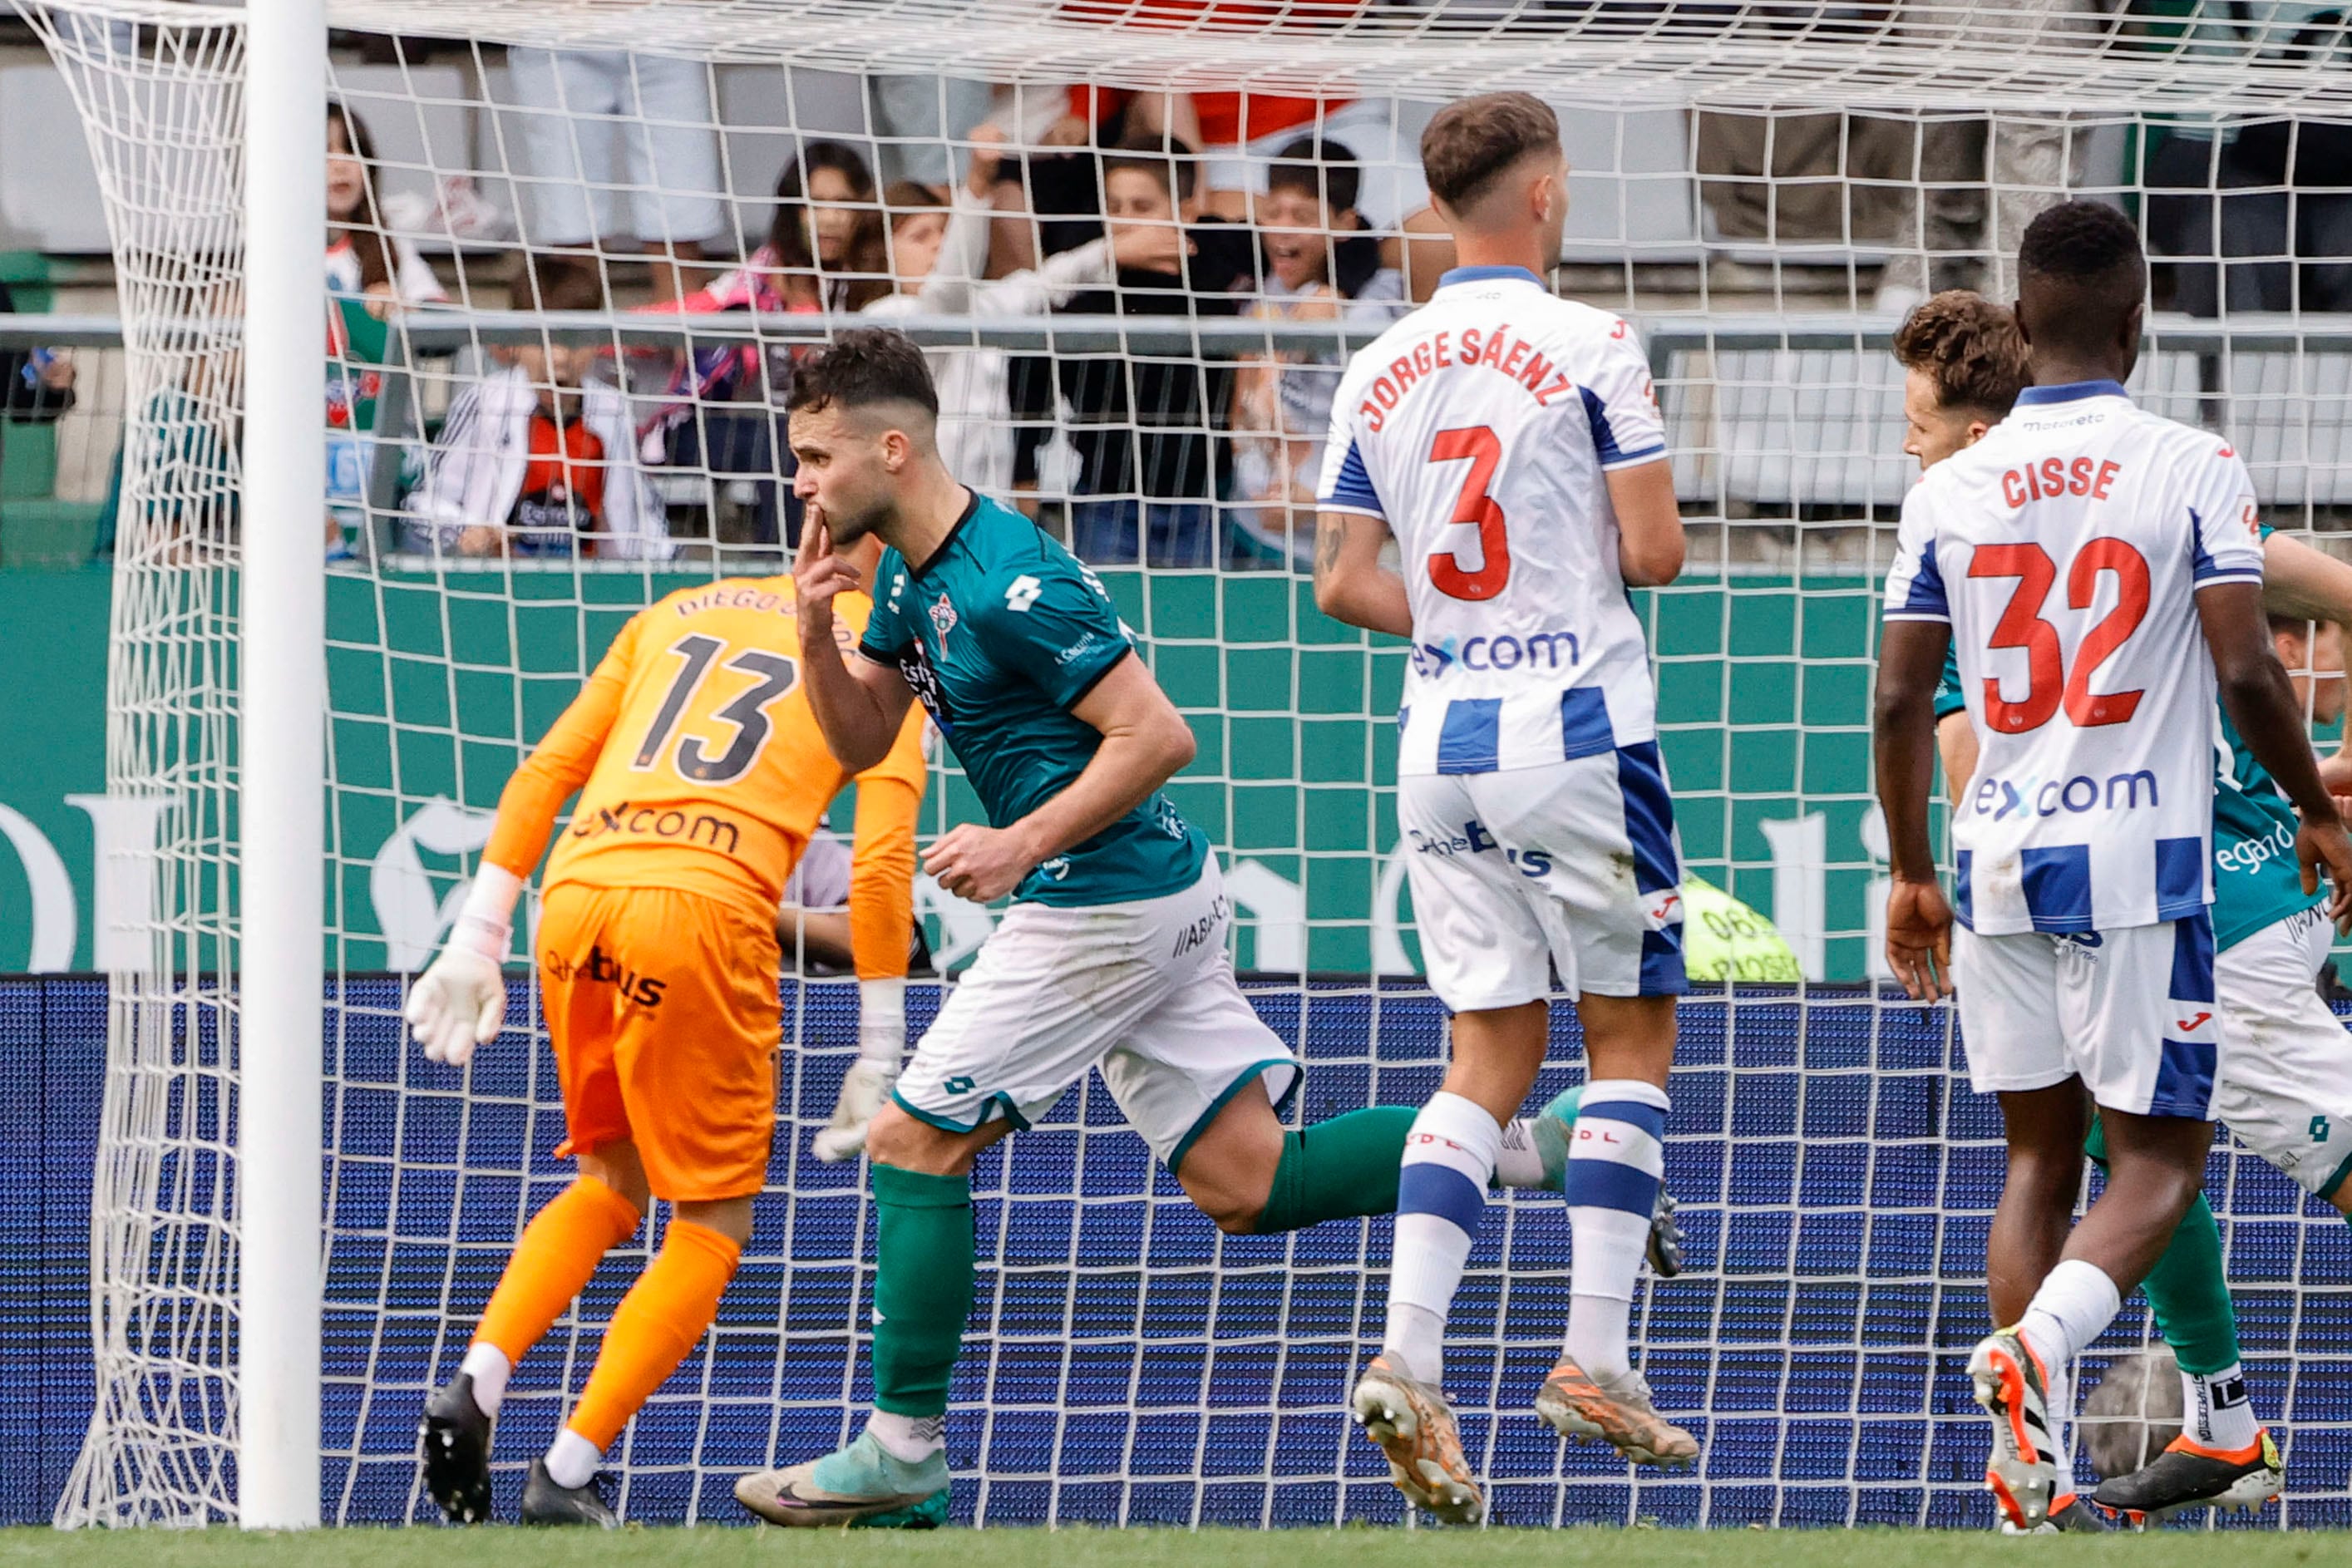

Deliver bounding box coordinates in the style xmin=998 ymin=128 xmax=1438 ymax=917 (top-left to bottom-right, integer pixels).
xmin=1412 ymin=628 xmax=1580 ymax=678
xmin=1970 ymin=767 xmax=2160 ymax=821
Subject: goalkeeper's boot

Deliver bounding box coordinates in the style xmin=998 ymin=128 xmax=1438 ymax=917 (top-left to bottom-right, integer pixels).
xmin=1351 ymin=1354 xmax=1482 ymax=1524
xmin=1968 ymin=1329 xmax=2061 ymax=1531
xmin=1528 ymin=1087 xmax=1684 ymax=1277
xmin=733 ymin=1429 xmax=950 ymax=1528
xmin=2092 ymin=1430 xmax=2283 ymax=1519
xmin=418 ymin=1372 xmax=493 ymax=1525
xmin=519 ymin=1458 xmax=618 ymax=1528
xmin=1534 ymin=1356 xmax=1699 ymax=1469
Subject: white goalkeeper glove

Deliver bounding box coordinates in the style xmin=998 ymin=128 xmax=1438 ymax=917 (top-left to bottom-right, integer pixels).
xmin=405 ymin=866 xmax=521 ymax=1068
xmin=812 ymin=1059 xmax=900 ymax=1162
xmin=812 ymin=977 xmax=908 ymax=1162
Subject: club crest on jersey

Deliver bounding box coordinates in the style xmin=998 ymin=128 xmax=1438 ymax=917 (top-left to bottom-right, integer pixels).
xmin=929 ymin=593 xmax=959 ymax=639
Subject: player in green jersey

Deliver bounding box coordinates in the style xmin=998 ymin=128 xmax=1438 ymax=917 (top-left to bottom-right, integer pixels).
xmin=728 ymin=329 xmax=1678 ymax=1527
xmin=1897 ymin=291 xmax=2352 ymax=1524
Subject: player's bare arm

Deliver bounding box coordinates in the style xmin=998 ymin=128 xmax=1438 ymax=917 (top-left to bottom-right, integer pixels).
xmin=1606 ymin=459 xmax=1684 ymax=588
xmin=1311 ymin=510 xmax=1412 ymax=637
xmin=2197 ymin=579 xmax=2352 ymax=924
xmin=794 ymin=515 xmax=918 ymax=775
xmin=1874 ymin=617 xmax=1955 ymax=1000
xmin=924 ymin=653 xmax=1197 ymax=903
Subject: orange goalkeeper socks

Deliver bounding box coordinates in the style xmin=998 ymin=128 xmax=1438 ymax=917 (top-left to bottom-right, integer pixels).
xmin=472 ymin=1175 xmax=643 ymax=1373
xmin=564 ymin=1218 xmax=742 ymax=1452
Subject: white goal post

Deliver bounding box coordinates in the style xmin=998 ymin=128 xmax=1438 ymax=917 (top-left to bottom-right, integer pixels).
xmin=27 ymin=0 xmax=2352 ymax=1531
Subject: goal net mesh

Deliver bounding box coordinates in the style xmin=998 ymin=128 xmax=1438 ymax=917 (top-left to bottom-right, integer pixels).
xmin=32 ymin=0 xmax=2352 ymax=1529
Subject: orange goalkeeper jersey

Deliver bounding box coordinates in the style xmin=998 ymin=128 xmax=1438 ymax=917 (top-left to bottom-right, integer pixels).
xmin=482 ymin=577 xmax=928 ymax=979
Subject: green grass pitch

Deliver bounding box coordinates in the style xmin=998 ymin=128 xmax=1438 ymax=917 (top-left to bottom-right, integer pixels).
xmin=5 ymin=1528 xmax=2348 ymax=1568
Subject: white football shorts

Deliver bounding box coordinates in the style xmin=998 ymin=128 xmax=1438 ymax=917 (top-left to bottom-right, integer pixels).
xmin=2213 ymin=905 xmax=2352 ymax=1201
xmin=892 ymin=856 xmax=1300 ymax=1172
xmin=1397 ymin=745 xmax=1688 ymax=1012
xmin=1954 ymin=913 xmax=2221 ymax=1117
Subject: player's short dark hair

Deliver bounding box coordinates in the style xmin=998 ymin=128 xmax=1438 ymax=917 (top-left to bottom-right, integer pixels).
xmin=1420 ymin=92 xmax=1560 ymax=211
xmin=1891 ymin=290 xmax=2029 ymax=419
xmin=2269 ymin=610 xmax=2330 ymax=639
xmin=2019 ymin=200 xmax=2145 ymax=289
xmin=786 ymin=328 xmax=939 ymax=420
xmin=1102 ymin=131 xmax=1197 ymax=203
xmin=1268 ymin=137 xmax=1361 ymax=215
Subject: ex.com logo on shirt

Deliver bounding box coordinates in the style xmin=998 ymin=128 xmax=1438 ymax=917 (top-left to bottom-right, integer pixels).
xmin=1970 ymin=768 xmax=2161 ymax=821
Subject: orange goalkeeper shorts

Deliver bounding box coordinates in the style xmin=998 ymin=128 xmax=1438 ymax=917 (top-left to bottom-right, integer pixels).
xmin=536 ymin=881 xmax=781 ymax=1203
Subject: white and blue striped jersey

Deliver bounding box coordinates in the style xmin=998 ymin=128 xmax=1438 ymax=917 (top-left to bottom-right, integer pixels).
xmin=1314 ymin=265 xmax=1668 ymax=776
xmin=1883 ymin=380 xmax=2265 ymax=937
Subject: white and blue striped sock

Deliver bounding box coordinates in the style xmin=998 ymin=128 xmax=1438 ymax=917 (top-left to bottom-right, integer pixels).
xmin=1561 ymin=1079 xmax=1670 ymax=1382
xmin=1380 ymin=1092 xmax=1501 ymax=1386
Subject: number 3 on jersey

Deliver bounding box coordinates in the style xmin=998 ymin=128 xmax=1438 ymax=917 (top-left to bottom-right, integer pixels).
xmin=631 ymin=632 xmax=798 ymax=784
xmin=1427 ymin=425 xmax=1510 ymax=601
xmin=1967 ymin=537 xmax=2150 ymax=733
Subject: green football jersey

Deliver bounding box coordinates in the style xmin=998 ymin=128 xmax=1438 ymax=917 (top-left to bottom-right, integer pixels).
xmin=1932 ymin=608 xmax=2317 ymax=953
xmin=859 ymin=493 xmax=1207 ymax=908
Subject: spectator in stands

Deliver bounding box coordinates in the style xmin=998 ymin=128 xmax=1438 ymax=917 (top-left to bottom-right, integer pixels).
xmin=1228 ymin=138 xmax=1405 ymax=570
xmin=504 ymin=47 xmax=724 ymax=304
xmin=96 ymin=276 xmax=239 ymax=557
xmin=867 ymin=72 xmax=994 ymax=195
xmin=865 ymin=130 xmax=1167 ymax=497
xmin=2131 ymin=3 xmax=2352 ymax=313
xmin=0 ymin=284 xmax=76 ymax=433
xmin=405 ymin=256 xmax=670 ymax=560
xmin=325 ymin=102 xmax=445 ymax=559
xmin=1057 ymin=132 xmax=1250 ymax=567
xmin=778 ymin=826 xmax=933 ymax=977
xmin=630 ymin=143 xmax=888 ymax=545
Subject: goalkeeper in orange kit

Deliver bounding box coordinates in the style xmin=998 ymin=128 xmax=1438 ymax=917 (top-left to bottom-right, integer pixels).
xmin=402 ymin=541 xmax=926 ymax=1526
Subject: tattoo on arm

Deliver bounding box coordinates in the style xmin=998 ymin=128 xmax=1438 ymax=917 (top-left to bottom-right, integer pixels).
xmin=1314 ymin=517 xmax=1343 ymax=586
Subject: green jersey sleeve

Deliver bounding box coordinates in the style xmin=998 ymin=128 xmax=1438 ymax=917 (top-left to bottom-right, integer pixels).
xmin=1933 ymin=643 xmax=1965 ymax=722
xmin=857 ymin=548 xmax=915 ymax=665
xmin=977 ymin=559 xmax=1134 ymax=710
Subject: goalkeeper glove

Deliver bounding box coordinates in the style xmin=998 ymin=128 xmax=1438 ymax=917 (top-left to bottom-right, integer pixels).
xmin=812 ymin=976 xmax=908 ymax=1162
xmin=812 ymin=1059 xmax=900 ymax=1162
xmin=405 ymin=867 xmax=520 ymax=1068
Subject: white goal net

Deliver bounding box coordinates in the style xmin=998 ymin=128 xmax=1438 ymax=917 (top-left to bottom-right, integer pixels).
xmin=30 ymin=0 xmax=2352 ymax=1530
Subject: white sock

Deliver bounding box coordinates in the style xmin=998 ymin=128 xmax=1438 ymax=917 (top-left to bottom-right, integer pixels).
xmin=1561 ymin=1080 xmax=1670 ymax=1382
xmin=866 ymin=1409 xmax=945 ymax=1462
xmin=859 ymin=977 xmax=907 ymax=1067
xmin=1381 ymin=1092 xmax=1502 ymax=1387
xmin=2044 ymin=1360 xmax=2076 ymax=1495
xmin=544 ymin=1427 xmax=602 ymax=1490
xmin=2016 ymin=1259 xmax=2124 ymax=1370
xmin=2182 ymin=1363 xmax=2259 ymax=1452
xmin=460 ymin=1341 xmax=512 ymax=1419
xmin=1491 ymin=1117 xmax=1546 ymax=1189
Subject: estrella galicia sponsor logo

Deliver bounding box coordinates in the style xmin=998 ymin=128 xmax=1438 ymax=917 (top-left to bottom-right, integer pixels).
xmin=565 ymin=800 xmax=742 ymax=855
xmin=2216 ymin=813 xmax=2295 ymax=876
xmin=544 ymin=943 xmax=668 ymax=1008
xmin=1972 ymin=769 xmax=2159 ymax=821
xmin=1411 ymin=629 xmax=1580 ymax=678
xmin=1170 ymin=894 xmax=1230 ymax=958
xmin=898 ymin=644 xmax=950 ymax=732
xmin=929 ymin=592 xmax=959 ymax=639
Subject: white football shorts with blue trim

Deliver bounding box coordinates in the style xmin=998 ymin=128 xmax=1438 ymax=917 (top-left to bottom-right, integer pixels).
xmin=891 ymin=856 xmax=1301 ymax=1171
xmin=1398 ymin=746 xmax=1689 ymax=1011
xmin=1954 ymin=912 xmax=2221 ymax=1117
xmin=2211 ymin=905 xmax=2352 ymax=1200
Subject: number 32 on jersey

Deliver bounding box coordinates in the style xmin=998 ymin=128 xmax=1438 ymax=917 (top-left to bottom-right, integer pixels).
xmin=1967 ymin=536 xmax=2150 ymax=733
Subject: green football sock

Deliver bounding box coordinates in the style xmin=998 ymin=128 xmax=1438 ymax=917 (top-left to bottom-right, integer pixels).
xmin=1250 ymin=1106 xmax=1417 ymax=1234
xmin=869 ymin=1162 xmax=974 ymax=1418
xmin=2139 ymin=1191 xmax=2241 ymax=1377
xmin=2085 ymin=1112 xmax=2239 ymax=1377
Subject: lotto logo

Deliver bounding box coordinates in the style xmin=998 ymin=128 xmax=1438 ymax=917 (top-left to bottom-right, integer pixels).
xmin=944 ymin=1075 xmax=977 ymax=1095
xmin=1005 ymin=575 xmax=1043 ymax=613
